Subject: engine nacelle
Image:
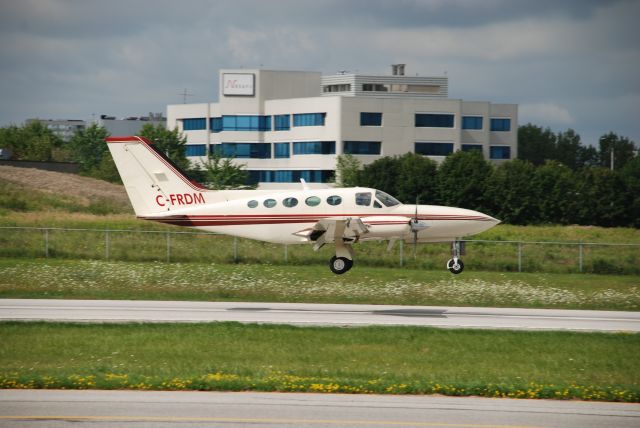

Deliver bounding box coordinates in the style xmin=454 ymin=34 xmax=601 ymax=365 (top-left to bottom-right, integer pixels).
xmin=361 ymin=216 xmax=410 ymax=238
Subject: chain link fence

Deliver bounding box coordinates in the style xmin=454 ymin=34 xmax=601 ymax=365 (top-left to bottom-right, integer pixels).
xmin=1 ymin=226 xmax=639 ymax=275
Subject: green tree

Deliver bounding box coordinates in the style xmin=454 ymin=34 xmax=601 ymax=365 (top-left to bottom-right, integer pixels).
xmin=198 ymin=151 xmax=256 ymax=190
xmin=359 ymin=156 xmax=401 ymax=197
xmin=139 ymin=123 xmax=190 ymax=172
xmin=334 ymin=154 xmax=362 ymax=187
xmin=598 ymin=132 xmax=637 ymax=171
xmin=436 ymin=150 xmax=492 ymax=211
xmin=0 ymin=121 xmax=62 ymax=161
xmin=395 ymin=153 xmax=439 ymax=204
xmin=68 ymin=123 xmax=110 ymax=173
xmin=574 ymin=167 xmax=630 ymax=227
xmin=484 ymin=159 xmax=538 ymax=224
xmin=518 ymin=123 xmax=556 ymax=166
xmin=531 ymin=160 xmax=578 ymax=224
xmin=620 ymin=156 xmax=640 ymax=227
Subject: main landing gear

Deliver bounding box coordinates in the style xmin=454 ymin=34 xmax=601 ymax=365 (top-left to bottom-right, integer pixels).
xmin=328 ymin=239 xmax=355 ymax=275
xmin=447 ymin=241 xmax=465 ymax=274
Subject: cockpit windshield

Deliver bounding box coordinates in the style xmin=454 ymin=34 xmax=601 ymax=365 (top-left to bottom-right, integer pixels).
xmin=375 ymin=190 xmax=401 ymax=207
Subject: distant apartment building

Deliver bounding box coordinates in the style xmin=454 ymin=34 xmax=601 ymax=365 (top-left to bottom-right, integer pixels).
xmin=167 ymin=66 xmax=518 ymax=188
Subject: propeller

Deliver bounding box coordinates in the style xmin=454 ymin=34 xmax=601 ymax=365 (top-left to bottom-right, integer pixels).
xmin=409 ymin=196 xmax=429 ymax=259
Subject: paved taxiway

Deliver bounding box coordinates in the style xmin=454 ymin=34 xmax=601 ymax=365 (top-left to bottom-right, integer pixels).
xmin=1 ymin=390 xmax=639 ymax=428
xmin=1 ymin=299 xmax=639 ymax=332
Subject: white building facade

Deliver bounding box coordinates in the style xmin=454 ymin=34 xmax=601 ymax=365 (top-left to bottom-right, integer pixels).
xmin=167 ymin=68 xmax=517 ymax=188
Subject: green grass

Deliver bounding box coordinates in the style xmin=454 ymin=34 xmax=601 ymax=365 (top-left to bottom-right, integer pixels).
xmin=1 ymin=322 xmax=638 ymax=401
xmin=1 ymin=258 xmax=638 ymax=310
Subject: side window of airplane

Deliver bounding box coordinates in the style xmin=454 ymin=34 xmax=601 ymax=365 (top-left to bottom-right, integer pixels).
xmin=247 ymin=200 xmax=258 ymax=208
xmin=264 ymin=199 xmax=277 ymax=208
xmin=283 ymin=197 xmax=298 ymax=208
xmin=374 ymin=200 xmax=382 ymax=208
xmin=305 ymin=196 xmax=321 ymax=207
xmin=326 ymin=195 xmax=342 ymax=206
xmin=355 ymin=192 xmax=372 ymax=206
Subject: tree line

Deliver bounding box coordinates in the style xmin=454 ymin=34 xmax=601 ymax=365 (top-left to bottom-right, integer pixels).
xmin=338 ymin=125 xmax=639 ymax=228
xmin=1 ymin=121 xmax=638 ymax=227
xmin=0 ymin=121 xmax=252 ymax=189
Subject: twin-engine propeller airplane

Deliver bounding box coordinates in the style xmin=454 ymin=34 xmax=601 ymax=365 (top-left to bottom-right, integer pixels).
xmin=106 ymin=136 xmax=500 ymax=274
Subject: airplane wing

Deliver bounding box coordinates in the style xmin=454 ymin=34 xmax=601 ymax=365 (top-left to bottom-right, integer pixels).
xmin=293 ymin=217 xmax=369 ymax=250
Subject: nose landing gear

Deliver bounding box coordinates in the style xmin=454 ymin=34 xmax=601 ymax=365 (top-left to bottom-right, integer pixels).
xmin=447 ymin=241 xmax=465 ymax=274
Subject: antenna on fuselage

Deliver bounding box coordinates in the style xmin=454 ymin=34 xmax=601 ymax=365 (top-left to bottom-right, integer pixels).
xmin=300 ymin=178 xmax=311 ymax=191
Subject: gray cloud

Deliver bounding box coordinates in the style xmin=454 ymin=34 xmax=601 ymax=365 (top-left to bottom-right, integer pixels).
xmin=0 ymin=0 xmax=638 ymax=146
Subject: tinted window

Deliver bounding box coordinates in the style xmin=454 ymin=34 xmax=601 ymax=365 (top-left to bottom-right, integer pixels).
xmin=374 ymin=200 xmax=382 ymax=208
xmin=247 ymin=200 xmax=258 ymax=208
xmin=283 ymin=197 xmax=298 ymax=208
xmin=264 ymin=199 xmax=277 ymax=208
xmin=375 ymin=190 xmax=400 ymax=207
xmin=355 ymin=192 xmax=372 ymax=206
xmin=327 ymin=195 xmax=342 ymax=206
xmin=305 ymin=196 xmax=321 ymax=206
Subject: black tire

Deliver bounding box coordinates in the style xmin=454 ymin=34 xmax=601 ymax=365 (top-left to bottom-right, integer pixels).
xmin=329 ymin=256 xmax=353 ymax=274
xmin=447 ymin=258 xmax=464 ymax=274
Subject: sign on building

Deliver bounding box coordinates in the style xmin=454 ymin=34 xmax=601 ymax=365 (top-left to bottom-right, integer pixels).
xmin=223 ymin=73 xmax=255 ymax=96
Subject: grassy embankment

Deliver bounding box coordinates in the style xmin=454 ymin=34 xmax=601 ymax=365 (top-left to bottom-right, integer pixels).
xmin=1 ymin=322 xmax=638 ymax=402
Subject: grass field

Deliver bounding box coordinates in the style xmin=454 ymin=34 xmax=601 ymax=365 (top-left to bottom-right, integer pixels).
xmin=1 ymin=213 xmax=639 ymax=275
xmin=1 ymin=322 xmax=638 ymax=401
xmin=1 ymin=258 xmax=638 ymax=310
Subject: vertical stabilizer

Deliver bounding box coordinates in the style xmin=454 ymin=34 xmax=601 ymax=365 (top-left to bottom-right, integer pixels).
xmin=106 ymin=136 xmax=209 ymax=216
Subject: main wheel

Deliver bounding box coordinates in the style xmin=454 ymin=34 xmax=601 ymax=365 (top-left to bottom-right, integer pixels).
xmin=447 ymin=258 xmax=464 ymax=274
xmin=329 ymin=256 xmax=353 ymax=274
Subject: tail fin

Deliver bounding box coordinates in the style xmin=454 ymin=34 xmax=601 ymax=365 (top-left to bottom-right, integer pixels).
xmin=106 ymin=136 xmax=209 ymax=216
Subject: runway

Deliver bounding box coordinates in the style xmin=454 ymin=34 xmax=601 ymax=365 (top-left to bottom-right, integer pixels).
xmin=1 ymin=299 xmax=639 ymax=332
xmin=1 ymin=390 xmax=639 ymax=428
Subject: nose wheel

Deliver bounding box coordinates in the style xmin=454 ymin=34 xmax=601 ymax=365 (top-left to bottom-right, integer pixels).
xmin=447 ymin=258 xmax=464 ymax=274
xmin=329 ymin=256 xmax=353 ymax=274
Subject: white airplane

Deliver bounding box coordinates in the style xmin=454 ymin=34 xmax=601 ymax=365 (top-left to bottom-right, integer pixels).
xmin=106 ymin=136 xmax=500 ymax=274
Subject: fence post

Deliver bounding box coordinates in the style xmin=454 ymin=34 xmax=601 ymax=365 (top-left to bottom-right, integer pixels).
xmin=517 ymin=242 xmax=522 ymax=273
xmin=233 ymin=237 xmax=238 ymax=262
xmin=44 ymin=229 xmax=49 ymax=258
xmin=166 ymin=232 xmax=171 ymax=263
xmin=105 ymin=230 xmax=110 ymax=261
xmin=399 ymin=240 xmax=404 ymax=267
xmin=578 ymin=243 xmax=583 ymax=273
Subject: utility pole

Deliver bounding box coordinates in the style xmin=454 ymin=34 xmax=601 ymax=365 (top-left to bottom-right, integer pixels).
xmin=179 ymin=88 xmax=194 ymax=104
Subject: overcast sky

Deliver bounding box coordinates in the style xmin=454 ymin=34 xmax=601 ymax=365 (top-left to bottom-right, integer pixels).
xmin=1 ymin=0 xmax=638 ymax=146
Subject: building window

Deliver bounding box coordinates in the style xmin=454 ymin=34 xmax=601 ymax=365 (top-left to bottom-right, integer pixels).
xmin=219 ymin=143 xmax=271 ymax=159
xmin=415 ymin=142 xmax=454 ymax=156
xmin=247 ymin=170 xmax=334 ymax=183
xmin=274 ymin=114 xmax=290 ymax=131
xmin=343 ymin=141 xmax=381 ymax=155
xmin=182 ymin=118 xmax=206 ymax=131
xmin=293 ymin=113 xmax=326 ymax=127
xmin=490 ymin=118 xmax=511 ymax=132
xmin=210 ymin=117 xmax=222 ymax=133
xmin=185 ymin=144 xmax=207 ymax=156
xmin=274 ymin=143 xmax=290 ymax=158
xmin=462 ymin=116 xmax=483 ymax=130
xmin=415 ymin=113 xmax=455 ymax=128
xmin=362 ymin=84 xmax=387 ymax=92
xmin=461 ymin=144 xmax=483 ymax=152
xmin=218 ymin=115 xmax=271 ymax=131
xmin=490 ymin=146 xmax=511 ymax=159
xmin=293 ymin=141 xmax=335 ymax=155
xmin=323 ymin=84 xmax=351 ymax=93
xmin=360 ymin=112 xmax=382 ymax=126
